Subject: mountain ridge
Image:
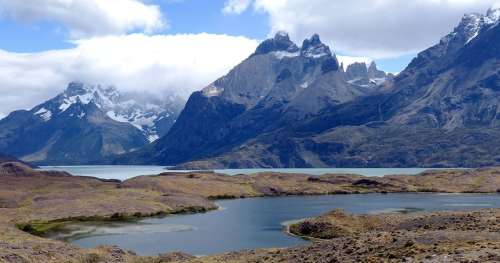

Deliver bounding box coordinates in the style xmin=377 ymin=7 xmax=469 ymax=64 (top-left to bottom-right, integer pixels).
xmin=164 ymin=7 xmax=500 ymax=169
xmin=0 ymin=82 xmax=184 ymax=165
xmin=124 ymin=32 xmax=390 ymax=166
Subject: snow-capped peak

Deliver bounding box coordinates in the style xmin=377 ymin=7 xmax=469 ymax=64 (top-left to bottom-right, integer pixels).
xmin=31 ymin=82 xmax=182 ymax=143
xmin=253 ymin=31 xmax=299 ymax=56
xmin=300 ymin=34 xmax=332 ymax=58
xmin=448 ymin=7 xmax=500 ymax=44
xmin=60 ymin=82 xmax=120 ymax=111
xmin=485 ymin=7 xmax=500 ymax=24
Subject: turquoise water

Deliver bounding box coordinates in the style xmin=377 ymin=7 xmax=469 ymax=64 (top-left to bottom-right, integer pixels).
xmin=48 ymin=193 xmax=500 ymax=256
xmin=39 ymin=165 xmax=456 ymax=180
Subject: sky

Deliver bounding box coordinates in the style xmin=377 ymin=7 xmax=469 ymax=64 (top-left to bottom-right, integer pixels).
xmin=0 ymin=0 xmax=499 ymax=118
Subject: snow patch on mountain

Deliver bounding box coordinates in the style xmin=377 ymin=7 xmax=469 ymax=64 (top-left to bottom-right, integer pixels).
xmin=300 ymin=34 xmax=332 ymax=59
xmin=370 ymin=77 xmax=387 ymax=86
xmin=106 ymin=111 xmax=129 ymax=123
xmin=32 ymin=82 xmax=181 ymax=142
xmin=447 ymin=8 xmax=500 ymax=45
xmin=35 ymin=108 xmax=52 ymax=121
xmin=273 ymin=50 xmax=300 ymax=59
xmin=203 ymin=85 xmax=224 ymax=97
xmin=148 ymin=135 xmax=159 ymax=142
xmin=485 ymin=7 xmax=500 ymax=24
xmin=300 ymin=81 xmax=310 ymax=89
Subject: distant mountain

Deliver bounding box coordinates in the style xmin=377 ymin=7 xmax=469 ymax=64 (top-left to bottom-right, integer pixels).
xmin=0 ymin=83 xmax=184 ymax=165
xmin=122 ymin=32 xmax=389 ymax=166
xmin=146 ymin=7 xmax=500 ymax=169
xmin=384 ymin=7 xmax=500 ymax=129
xmin=343 ymin=61 xmax=392 ymax=89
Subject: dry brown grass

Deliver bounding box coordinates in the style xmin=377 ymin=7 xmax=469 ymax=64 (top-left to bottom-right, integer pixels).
xmin=2 ymin=162 xmax=500 ymax=262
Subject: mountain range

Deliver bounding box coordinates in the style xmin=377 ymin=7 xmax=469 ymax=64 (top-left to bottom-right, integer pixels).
xmin=2 ymin=7 xmax=499 ymax=168
xmin=115 ymin=32 xmax=389 ymax=165
xmin=0 ymin=83 xmax=183 ymax=164
xmin=130 ymin=7 xmax=500 ymax=169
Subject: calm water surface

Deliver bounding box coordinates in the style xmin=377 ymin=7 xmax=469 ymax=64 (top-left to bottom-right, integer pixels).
xmin=39 ymin=165 xmax=459 ymax=180
xmin=48 ymin=193 xmax=500 ymax=256
xmin=39 ymin=165 xmax=167 ymax=181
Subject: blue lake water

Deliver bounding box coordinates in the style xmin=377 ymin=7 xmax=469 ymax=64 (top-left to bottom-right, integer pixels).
xmin=49 ymin=193 xmax=500 ymax=256
xmin=39 ymin=165 xmax=458 ymax=180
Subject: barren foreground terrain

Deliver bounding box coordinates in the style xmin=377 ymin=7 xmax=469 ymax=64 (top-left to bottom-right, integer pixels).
xmin=0 ymin=162 xmax=500 ymax=262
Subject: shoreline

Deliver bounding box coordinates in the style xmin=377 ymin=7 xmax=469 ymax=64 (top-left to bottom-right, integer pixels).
xmin=16 ymin=205 xmax=216 ymax=238
xmin=11 ymin=164 xmax=500 ymax=238
xmin=2 ymin=162 xmax=500 ymax=262
xmin=37 ymin=192 xmax=500 ymax=257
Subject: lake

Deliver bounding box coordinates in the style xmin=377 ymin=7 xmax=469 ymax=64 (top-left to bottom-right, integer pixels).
xmin=38 ymin=165 xmax=455 ymax=180
xmin=47 ymin=193 xmax=500 ymax=256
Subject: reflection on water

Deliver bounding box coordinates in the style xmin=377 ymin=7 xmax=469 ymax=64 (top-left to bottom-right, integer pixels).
xmin=48 ymin=193 xmax=500 ymax=256
xmin=51 ymin=222 xmax=196 ymax=241
xmin=367 ymin=207 xmax=425 ymax=214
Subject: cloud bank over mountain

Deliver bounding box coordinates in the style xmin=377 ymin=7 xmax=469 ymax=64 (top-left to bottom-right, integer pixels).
xmin=1 ymin=0 xmax=499 ymax=117
xmin=224 ymin=0 xmax=500 ymax=58
xmin=0 ymin=33 xmax=258 ymax=116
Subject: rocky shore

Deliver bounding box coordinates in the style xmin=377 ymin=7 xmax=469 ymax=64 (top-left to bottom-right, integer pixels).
xmin=1 ymin=162 xmax=500 ymax=262
xmin=192 ymin=209 xmax=500 ymax=263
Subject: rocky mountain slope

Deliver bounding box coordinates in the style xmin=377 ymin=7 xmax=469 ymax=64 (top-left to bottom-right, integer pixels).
xmin=0 ymin=83 xmax=184 ymax=165
xmin=385 ymin=7 xmax=500 ymax=129
xmin=155 ymin=8 xmax=500 ymax=169
xmin=128 ymin=33 xmax=388 ymax=165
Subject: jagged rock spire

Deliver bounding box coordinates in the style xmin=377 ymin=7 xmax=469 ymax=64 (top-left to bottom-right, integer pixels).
xmin=253 ymin=31 xmax=299 ymax=55
xmin=300 ymin=34 xmax=332 ymax=58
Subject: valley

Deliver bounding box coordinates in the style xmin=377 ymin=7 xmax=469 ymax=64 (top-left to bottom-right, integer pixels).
xmin=0 ymin=4 xmax=500 ymax=263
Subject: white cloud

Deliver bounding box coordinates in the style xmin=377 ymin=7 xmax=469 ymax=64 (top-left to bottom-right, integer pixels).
xmin=230 ymin=0 xmax=500 ymax=58
xmin=223 ymin=0 xmax=253 ymax=14
xmin=0 ymin=0 xmax=166 ymax=37
xmin=0 ymin=33 xmax=259 ymax=117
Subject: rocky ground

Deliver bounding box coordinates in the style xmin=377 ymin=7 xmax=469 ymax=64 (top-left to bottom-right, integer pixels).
xmin=188 ymin=209 xmax=500 ymax=263
xmin=1 ymin=162 xmax=500 ymax=262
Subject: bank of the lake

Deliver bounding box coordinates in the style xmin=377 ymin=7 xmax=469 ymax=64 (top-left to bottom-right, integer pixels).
xmin=1 ymin=162 xmax=500 ymax=262
xmin=53 ymin=193 xmax=500 ymax=256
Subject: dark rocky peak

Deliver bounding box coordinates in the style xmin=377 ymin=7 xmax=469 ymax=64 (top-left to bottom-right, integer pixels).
xmin=300 ymin=34 xmax=332 ymax=58
xmin=65 ymin=82 xmax=90 ymax=96
xmin=402 ymin=8 xmax=496 ymax=74
xmin=367 ymin=62 xmax=386 ymax=79
xmin=253 ymin=31 xmax=299 ymax=55
xmin=438 ymin=7 xmax=500 ymax=54
xmin=56 ymin=82 xmax=123 ymax=112
xmin=345 ymin=61 xmax=387 ymax=87
xmin=451 ymin=13 xmax=483 ymax=43
xmin=345 ymin=62 xmax=368 ymax=80
xmin=64 ymin=82 xmax=119 ymax=100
